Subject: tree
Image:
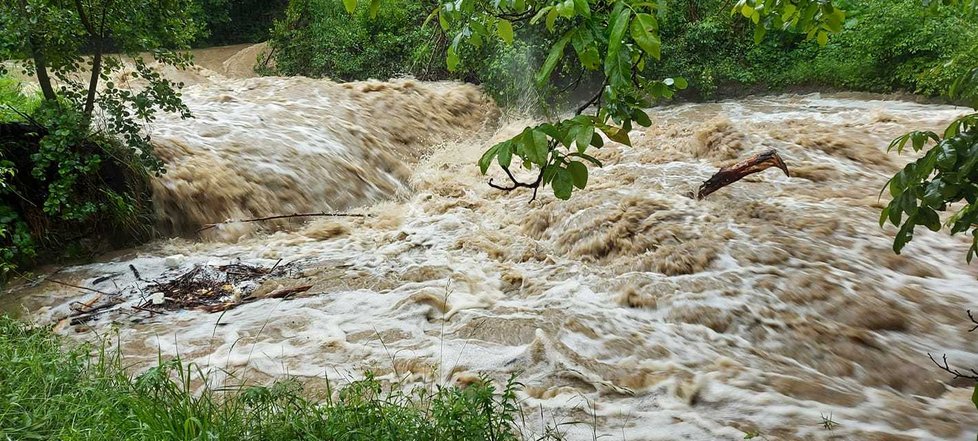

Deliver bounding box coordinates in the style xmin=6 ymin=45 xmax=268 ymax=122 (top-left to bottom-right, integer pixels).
xmin=0 ymin=0 xmax=203 ymax=275
xmin=0 ymin=0 xmax=200 ymax=145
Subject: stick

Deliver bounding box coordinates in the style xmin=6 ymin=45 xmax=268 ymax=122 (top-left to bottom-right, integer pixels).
xmin=43 ymin=278 xmax=115 ymax=296
xmin=196 ymin=212 xmax=370 ymax=234
xmin=698 ymin=149 xmax=791 ymax=199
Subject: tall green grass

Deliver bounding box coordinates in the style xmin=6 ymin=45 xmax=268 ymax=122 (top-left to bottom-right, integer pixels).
xmin=0 ymin=76 xmax=41 ymax=122
xmin=0 ymin=315 xmax=556 ymax=440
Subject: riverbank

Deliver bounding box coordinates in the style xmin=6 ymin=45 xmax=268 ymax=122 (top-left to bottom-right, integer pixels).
xmin=0 ymin=315 xmax=536 ymax=440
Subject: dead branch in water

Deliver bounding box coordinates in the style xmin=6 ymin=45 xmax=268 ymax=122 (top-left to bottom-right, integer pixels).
xmin=39 ymin=277 xmax=115 ymax=296
xmin=196 ymin=212 xmax=370 ymax=234
xmin=697 ymin=149 xmax=791 ymax=199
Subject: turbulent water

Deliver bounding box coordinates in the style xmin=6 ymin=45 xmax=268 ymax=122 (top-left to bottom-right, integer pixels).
xmin=4 ymin=46 xmax=978 ymax=440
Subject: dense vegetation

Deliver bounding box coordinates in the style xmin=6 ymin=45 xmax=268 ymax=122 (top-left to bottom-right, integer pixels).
xmin=0 ymin=0 xmax=199 ymax=276
xmin=0 ymin=315 xmax=535 ymax=440
xmin=193 ymin=0 xmax=288 ymax=46
xmin=268 ymin=0 xmax=978 ymax=101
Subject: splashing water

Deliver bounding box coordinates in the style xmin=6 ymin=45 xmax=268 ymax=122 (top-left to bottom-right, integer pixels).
xmin=4 ymin=46 xmax=978 ymax=441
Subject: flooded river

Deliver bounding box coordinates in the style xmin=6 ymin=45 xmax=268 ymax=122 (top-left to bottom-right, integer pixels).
xmin=3 ymin=45 xmax=977 ymax=440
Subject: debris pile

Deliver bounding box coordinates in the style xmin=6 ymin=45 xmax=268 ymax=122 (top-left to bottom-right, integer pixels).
xmin=138 ymin=262 xmax=299 ymax=313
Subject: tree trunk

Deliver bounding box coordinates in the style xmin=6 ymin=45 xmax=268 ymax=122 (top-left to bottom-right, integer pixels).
xmin=16 ymin=0 xmax=57 ymax=102
xmin=84 ymin=44 xmax=103 ymax=117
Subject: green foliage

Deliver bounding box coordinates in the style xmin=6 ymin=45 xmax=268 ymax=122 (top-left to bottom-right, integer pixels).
xmin=0 ymin=0 xmax=202 ymax=276
xmin=191 ymin=0 xmax=288 ymax=45
xmin=353 ymin=0 xmax=835 ymax=201
xmin=269 ymin=0 xmax=449 ymax=81
xmin=0 ymin=314 xmax=535 ymax=440
xmin=881 ymin=0 xmax=978 ymax=264
xmin=636 ymin=0 xmax=978 ymax=100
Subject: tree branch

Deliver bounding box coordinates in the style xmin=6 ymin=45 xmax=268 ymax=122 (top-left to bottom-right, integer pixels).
xmin=197 ymin=212 xmax=370 ymax=234
xmin=929 ymin=352 xmax=978 ymax=381
xmin=576 ymin=80 xmax=607 ymax=115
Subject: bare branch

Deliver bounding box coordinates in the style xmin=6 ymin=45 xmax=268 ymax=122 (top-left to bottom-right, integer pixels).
xmin=929 ymin=352 xmax=978 ymax=382
xmin=698 ymin=149 xmax=791 ymax=199
xmin=197 ymin=212 xmax=370 ymax=234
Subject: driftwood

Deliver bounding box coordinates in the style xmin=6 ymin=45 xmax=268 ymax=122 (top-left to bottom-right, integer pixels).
xmin=697 ymin=149 xmax=790 ymax=199
xmin=197 ymin=212 xmax=370 ymax=234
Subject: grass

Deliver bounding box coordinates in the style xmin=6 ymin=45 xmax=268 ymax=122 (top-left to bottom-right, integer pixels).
xmin=0 ymin=76 xmax=41 ymax=122
xmin=0 ymin=314 xmax=553 ymax=441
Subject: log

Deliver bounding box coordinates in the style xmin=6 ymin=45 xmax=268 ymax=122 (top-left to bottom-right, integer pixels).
xmin=697 ymin=149 xmax=790 ymax=199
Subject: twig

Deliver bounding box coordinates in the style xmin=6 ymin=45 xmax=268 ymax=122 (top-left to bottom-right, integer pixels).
xmin=929 ymin=352 xmax=978 ymax=381
xmin=129 ymin=264 xmax=143 ymax=281
xmin=132 ymin=305 xmax=161 ymax=316
xmin=42 ymin=278 xmax=114 ymax=296
xmin=575 ymin=81 xmax=606 ymax=115
xmin=197 ymin=212 xmax=370 ymax=233
xmin=269 ymin=258 xmax=283 ymax=273
xmin=488 ymin=166 xmax=547 ymax=203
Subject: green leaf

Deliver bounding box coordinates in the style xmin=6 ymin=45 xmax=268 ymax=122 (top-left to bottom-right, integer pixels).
xmin=630 ymin=13 xmax=661 ymax=59
xmin=479 ymin=144 xmax=501 ymax=174
xmin=972 ymin=384 xmax=978 ymax=411
xmin=632 ymin=110 xmax=652 ymax=127
xmin=447 ymin=45 xmax=460 ymax=71
xmin=753 ymin=24 xmax=766 ymax=44
xmin=567 ymin=161 xmax=588 ymax=189
xmin=497 ymin=141 xmax=514 ymax=168
xmin=568 ymin=152 xmax=602 ymax=166
xmin=369 ymin=0 xmax=381 ymax=18
xmin=573 ymin=0 xmax=591 ymax=18
xmin=597 ymin=123 xmax=631 ymax=145
xmin=918 ymin=207 xmax=941 ymax=232
xmin=438 ymin=9 xmax=450 ymax=31
xmin=607 ymin=8 xmax=632 ymax=61
xmin=590 ymin=132 xmax=604 ymax=147
xmin=537 ymin=31 xmax=573 ymax=85
xmin=576 ymin=124 xmax=594 ymax=153
xmin=546 ymin=7 xmax=559 ymax=31
xmin=530 ymin=6 xmax=553 ymax=25
xmin=497 ymin=19 xmax=514 ymax=44
xmin=553 ymin=168 xmax=574 ymax=200
xmin=893 ymin=218 xmax=916 ymax=254
xmin=557 ymin=0 xmax=576 ymax=18
xmin=343 ymin=0 xmax=357 ymax=14
xmin=816 ymin=31 xmax=828 ymax=47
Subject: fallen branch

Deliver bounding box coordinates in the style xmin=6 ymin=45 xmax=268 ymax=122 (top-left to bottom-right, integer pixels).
xmin=197 ymin=212 xmax=370 ymax=234
xmin=42 ymin=278 xmax=115 ymax=296
xmin=697 ymin=149 xmax=791 ymax=199
xmin=263 ymin=284 xmax=313 ymax=300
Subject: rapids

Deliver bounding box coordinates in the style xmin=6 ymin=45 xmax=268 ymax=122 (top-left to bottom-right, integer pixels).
xmin=3 ymin=46 xmax=977 ymax=440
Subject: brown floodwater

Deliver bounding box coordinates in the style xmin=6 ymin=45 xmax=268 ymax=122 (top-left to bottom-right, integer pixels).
xmin=3 ymin=44 xmax=977 ymax=441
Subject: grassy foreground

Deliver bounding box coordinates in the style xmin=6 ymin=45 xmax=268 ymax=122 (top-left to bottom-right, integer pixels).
xmin=0 ymin=315 xmax=541 ymax=441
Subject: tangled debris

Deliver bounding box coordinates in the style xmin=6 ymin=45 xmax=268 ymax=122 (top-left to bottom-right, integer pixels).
xmin=137 ymin=261 xmax=309 ymax=314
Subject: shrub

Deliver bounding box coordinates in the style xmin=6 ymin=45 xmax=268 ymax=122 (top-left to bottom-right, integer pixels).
xmin=646 ymin=0 xmax=977 ymax=99
xmin=269 ymin=0 xmax=449 ymax=81
xmin=0 ymin=79 xmax=155 ymax=277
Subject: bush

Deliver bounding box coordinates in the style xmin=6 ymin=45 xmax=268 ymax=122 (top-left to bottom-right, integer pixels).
xmin=269 ymin=0 xmax=449 ymax=81
xmin=0 ymin=79 xmax=155 ymax=277
xmin=192 ymin=0 xmax=289 ymax=46
xmin=645 ymin=0 xmax=978 ymax=100
xmin=0 ymin=314 xmax=533 ymax=440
